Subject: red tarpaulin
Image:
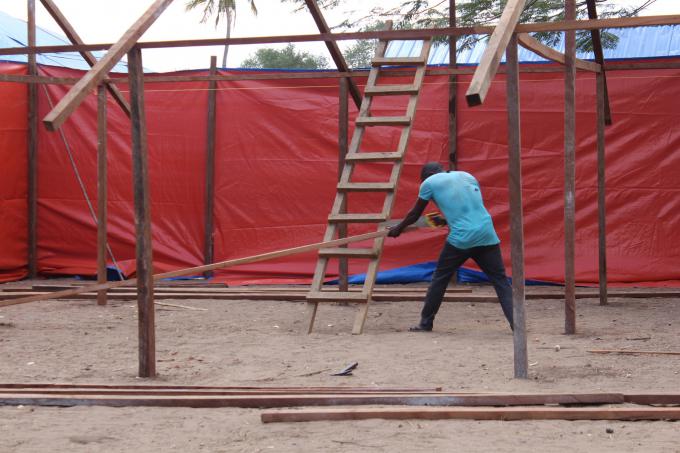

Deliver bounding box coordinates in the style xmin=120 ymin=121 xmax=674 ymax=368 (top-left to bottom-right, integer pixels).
xmin=1 ymin=61 xmax=679 ymax=285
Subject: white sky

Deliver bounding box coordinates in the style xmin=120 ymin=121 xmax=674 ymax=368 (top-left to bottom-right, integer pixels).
xmin=0 ymin=0 xmax=677 ymax=72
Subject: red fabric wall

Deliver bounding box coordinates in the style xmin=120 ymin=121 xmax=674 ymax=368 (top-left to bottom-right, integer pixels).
xmin=0 ymin=63 xmax=28 ymax=282
xmin=1 ymin=61 xmax=679 ymax=285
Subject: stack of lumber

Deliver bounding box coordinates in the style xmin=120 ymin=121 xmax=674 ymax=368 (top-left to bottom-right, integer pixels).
xmin=0 ymin=384 xmax=678 ymax=422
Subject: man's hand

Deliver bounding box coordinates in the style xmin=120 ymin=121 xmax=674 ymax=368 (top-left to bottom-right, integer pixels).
xmin=387 ymin=226 xmax=402 ymax=238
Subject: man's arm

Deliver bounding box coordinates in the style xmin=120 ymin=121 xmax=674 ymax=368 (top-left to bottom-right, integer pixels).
xmin=387 ymin=198 xmax=429 ymax=238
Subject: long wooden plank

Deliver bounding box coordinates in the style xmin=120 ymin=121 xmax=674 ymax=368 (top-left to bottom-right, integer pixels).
xmin=27 ymin=0 xmax=38 ymax=279
xmin=337 ymin=77 xmax=349 ymax=292
xmin=564 ymin=0 xmax=577 ymax=335
xmin=0 ymin=392 xmax=624 ymax=409
xmin=304 ymin=0 xmax=361 ymax=108
xmin=39 ymin=0 xmax=131 ymax=116
xmin=96 ymin=85 xmax=108 ymax=306
xmin=5 ymin=15 xmax=680 ymax=58
xmin=42 ymin=0 xmax=174 ymax=131
xmin=587 ymin=349 xmax=680 ymax=356
xmin=128 ymin=45 xmax=155 ymax=378
xmin=262 ymin=406 xmax=680 ymax=423
xmin=0 ymin=383 xmax=442 ymax=392
xmin=517 ymin=33 xmax=600 ymax=72
xmin=465 ymin=0 xmax=527 ymax=106
xmin=506 ymin=34 xmax=528 ymax=379
xmin=0 ymin=231 xmax=389 ymax=308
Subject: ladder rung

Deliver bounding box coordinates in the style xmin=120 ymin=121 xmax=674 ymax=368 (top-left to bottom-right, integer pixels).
xmin=364 ymin=85 xmax=419 ymax=96
xmin=328 ymin=213 xmax=387 ymax=223
xmin=356 ymin=116 xmax=411 ymax=126
xmin=345 ymin=152 xmax=403 ymax=162
xmin=372 ymin=57 xmax=427 ymax=67
xmin=306 ymin=291 xmax=369 ymax=303
xmin=337 ymin=182 xmax=395 ymax=192
xmin=318 ymin=247 xmax=378 ymax=258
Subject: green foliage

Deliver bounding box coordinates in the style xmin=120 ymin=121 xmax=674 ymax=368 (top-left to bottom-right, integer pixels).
xmin=240 ymin=44 xmax=330 ymax=69
xmin=286 ymin=0 xmax=657 ymax=53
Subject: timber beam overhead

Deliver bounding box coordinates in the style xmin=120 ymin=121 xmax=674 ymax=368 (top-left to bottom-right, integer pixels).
xmin=2 ymin=15 xmax=680 ymax=57
xmin=517 ymin=33 xmax=601 ymax=72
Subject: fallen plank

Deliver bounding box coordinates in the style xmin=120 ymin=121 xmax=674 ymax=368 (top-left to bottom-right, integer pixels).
xmin=624 ymin=394 xmax=680 ymax=405
xmin=261 ymin=406 xmax=680 ymax=423
xmin=154 ymin=302 xmax=207 ymax=311
xmin=0 ymin=383 xmax=441 ymax=392
xmin=0 ymin=392 xmax=624 ymax=409
xmin=587 ymin=349 xmax=680 ymax=356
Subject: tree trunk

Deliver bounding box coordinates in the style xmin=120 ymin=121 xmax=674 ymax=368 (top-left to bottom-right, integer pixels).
xmin=222 ymin=9 xmax=233 ymax=67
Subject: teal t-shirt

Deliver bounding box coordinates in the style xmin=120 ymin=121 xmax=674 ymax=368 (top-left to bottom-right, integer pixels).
xmin=418 ymin=171 xmax=500 ymax=249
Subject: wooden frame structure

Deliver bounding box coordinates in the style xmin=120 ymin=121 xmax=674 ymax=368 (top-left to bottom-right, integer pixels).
xmin=4 ymin=0 xmax=680 ymax=378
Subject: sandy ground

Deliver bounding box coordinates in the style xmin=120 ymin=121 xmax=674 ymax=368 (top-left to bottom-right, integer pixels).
xmin=0 ymin=281 xmax=679 ymax=452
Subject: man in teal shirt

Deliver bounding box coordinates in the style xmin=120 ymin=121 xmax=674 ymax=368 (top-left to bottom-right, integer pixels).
xmin=388 ymin=162 xmax=513 ymax=332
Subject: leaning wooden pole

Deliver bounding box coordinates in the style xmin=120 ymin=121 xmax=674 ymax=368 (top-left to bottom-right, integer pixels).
xmin=564 ymin=0 xmax=577 ymax=334
xmin=96 ymin=85 xmax=108 ymax=306
xmin=596 ymin=72 xmax=608 ymax=306
xmin=27 ymin=0 xmax=38 ymax=279
xmin=203 ymin=56 xmax=218 ymax=278
xmin=506 ymin=34 xmax=528 ymax=378
xmin=337 ymin=77 xmax=349 ymax=291
xmin=128 ymin=46 xmax=156 ymax=378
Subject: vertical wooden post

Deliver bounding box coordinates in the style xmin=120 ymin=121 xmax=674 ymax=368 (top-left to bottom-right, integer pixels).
xmin=128 ymin=45 xmax=156 ymax=378
xmin=448 ymin=0 xmax=458 ymax=285
xmin=337 ymin=77 xmax=349 ymax=291
xmin=448 ymin=0 xmax=458 ymax=170
xmin=596 ymin=72 xmax=608 ymax=306
xmin=506 ymin=34 xmax=528 ymax=379
xmin=27 ymin=0 xmax=38 ymax=278
xmin=564 ymin=0 xmax=577 ymax=335
xmin=96 ymin=85 xmax=108 ymax=306
xmin=203 ymin=56 xmax=218 ymax=277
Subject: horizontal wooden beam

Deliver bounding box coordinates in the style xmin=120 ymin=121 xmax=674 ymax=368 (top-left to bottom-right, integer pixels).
xmin=262 ymin=406 xmax=680 ymax=423
xmin=42 ymin=0 xmax=174 ymax=131
xmin=0 ymin=383 xmax=442 ymax=392
xmin=2 ymin=15 xmax=680 ymax=57
xmin=517 ymin=33 xmax=601 ymax=72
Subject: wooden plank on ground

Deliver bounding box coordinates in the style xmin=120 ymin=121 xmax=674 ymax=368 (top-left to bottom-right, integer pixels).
xmin=0 ymin=383 xmax=442 ymax=392
xmin=261 ymin=406 xmax=680 ymax=423
xmin=587 ymin=349 xmax=680 ymax=356
xmin=42 ymin=0 xmax=174 ymax=131
xmin=465 ymin=0 xmax=527 ymax=106
xmin=0 ymin=392 xmax=624 ymax=409
xmin=39 ymin=0 xmax=131 ymax=116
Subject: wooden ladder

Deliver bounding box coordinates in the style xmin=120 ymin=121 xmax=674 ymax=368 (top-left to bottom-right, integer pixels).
xmin=305 ymin=37 xmax=433 ymax=334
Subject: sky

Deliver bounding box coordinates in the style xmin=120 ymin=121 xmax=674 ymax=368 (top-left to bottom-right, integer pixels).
xmin=0 ymin=0 xmax=677 ymax=72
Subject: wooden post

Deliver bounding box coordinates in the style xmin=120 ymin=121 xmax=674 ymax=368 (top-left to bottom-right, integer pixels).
xmin=203 ymin=56 xmax=218 ymax=277
xmin=448 ymin=0 xmax=458 ymax=285
xmin=506 ymin=34 xmax=528 ymax=379
xmin=27 ymin=0 xmax=38 ymax=278
xmin=96 ymin=85 xmax=108 ymax=306
xmin=596 ymin=72 xmax=608 ymax=305
xmin=337 ymin=77 xmax=349 ymax=291
xmin=564 ymin=0 xmax=577 ymax=335
xmin=586 ymin=0 xmax=612 ymax=125
xmin=128 ymin=45 xmax=156 ymax=378
xmin=448 ymin=0 xmax=458 ymax=170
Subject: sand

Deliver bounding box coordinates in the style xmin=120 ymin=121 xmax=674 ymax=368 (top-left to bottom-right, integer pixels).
xmin=1 ymin=282 xmax=679 ymax=452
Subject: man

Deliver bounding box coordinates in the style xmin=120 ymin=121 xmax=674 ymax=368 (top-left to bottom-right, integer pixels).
xmin=388 ymin=162 xmax=513 ymax=332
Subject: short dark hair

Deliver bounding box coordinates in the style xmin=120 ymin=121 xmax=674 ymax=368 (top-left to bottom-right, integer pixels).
xmin=420 ymin=162 xmax=444 ymax=182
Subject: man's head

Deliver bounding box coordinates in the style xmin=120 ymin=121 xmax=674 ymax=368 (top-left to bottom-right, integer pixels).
xmin=420 ymin=162 xmax=444 ymax=182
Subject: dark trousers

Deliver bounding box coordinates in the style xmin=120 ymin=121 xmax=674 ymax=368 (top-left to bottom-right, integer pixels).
xmin=419 ymin=242 xmax=514 ymax=330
